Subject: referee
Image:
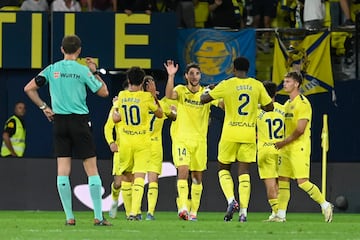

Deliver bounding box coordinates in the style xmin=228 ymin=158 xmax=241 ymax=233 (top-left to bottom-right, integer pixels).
xmin=24 ymin=35 xmax=112 ymax=226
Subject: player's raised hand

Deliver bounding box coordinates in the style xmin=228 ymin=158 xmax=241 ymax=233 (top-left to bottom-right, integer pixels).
xmin=85 ymin=57 xmax=97 ymax=73
xmin=164 ymin=60 xmax=178 ymax=76
xmin=145 ymin=79 xmax=159 ymax=97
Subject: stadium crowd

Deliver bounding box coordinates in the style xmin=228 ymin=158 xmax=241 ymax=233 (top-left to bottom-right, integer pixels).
xmin=1 ymin=1 xmax=357 ymax=58
xmin=0 ymin=0 xmax=357 ymax=29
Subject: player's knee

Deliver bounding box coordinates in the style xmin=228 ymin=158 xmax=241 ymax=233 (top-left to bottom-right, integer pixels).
xmin=192 ymin=177 xmax=202 ymax=184
xmin=218 ymin=162 xmax=231 ymax=171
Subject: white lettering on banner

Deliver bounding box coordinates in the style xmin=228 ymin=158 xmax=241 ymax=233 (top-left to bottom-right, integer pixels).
xmin=73 ymin=162 xmax=177 ymax=211
xmin=301 ymin=79 xmax=320 ymax=94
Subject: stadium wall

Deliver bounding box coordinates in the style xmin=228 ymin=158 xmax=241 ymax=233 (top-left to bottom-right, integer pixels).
xmin=1 ymin=69 xmax=360 ymax=162
xmin=0 ymin=159 xmax=359 ymax=213
xmin=1 ymin=11 xmax=359 ymax=162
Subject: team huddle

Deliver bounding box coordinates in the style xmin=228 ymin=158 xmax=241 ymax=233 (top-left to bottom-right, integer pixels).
xmin=105 ymin=58 xmax=334 ymax=223
xmin=23 ymin=34 xmax=333 ymax=226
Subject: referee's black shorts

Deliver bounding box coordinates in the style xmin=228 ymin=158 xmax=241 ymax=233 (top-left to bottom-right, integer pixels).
xmin=53 ymin=114 xmax=96 ymax=159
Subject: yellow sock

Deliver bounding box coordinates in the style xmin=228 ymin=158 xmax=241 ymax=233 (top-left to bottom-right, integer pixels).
xmin=147 ymin=182 xmax=158 ymax=215
xmin=177 ymin=179 xmax=189 ymax=211
xmin=268 ymin=198 xmax=278 ymax=214
xmin=238 ymin=174 xmax=250 ymax=209
xmin=131 ymin=178 xmax=145 ymax=215
xmin=111 ymin=182 xmax=120 ymax=201
xmin=218 ymin=170 xmax=234 ymax=201
xmin=187 ymin=199 xmax=192 ymax=212
xmin=176 ymin=197 xmax=180 ymax=209
xmin=121 ymin=181 xmax=132 ymax=217
xmin=190 ymin=183 xmax=203 ymax=215
xmin=299 ymin=181 xmax=326 ymax=204
xmin=278 ymin=180 xmax=290 ymax=211
xmin=176 ymin=197 xmax=191 ymax=210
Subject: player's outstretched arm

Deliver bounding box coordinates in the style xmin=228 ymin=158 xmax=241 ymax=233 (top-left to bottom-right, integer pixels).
xmin=261 ymin=102 xmax=274 ymax=112
xmin=200 ymin=92 xmax=214 ymax=104
xmin=145 ymin=79 xmax=163 ymax=118
xmin=86 ymin=57 xmax=109 ymax=98
xmin=164 ymin=60 xmax=178 ymax=100
xmin=275 ymin=119 xmax=308 ymax=149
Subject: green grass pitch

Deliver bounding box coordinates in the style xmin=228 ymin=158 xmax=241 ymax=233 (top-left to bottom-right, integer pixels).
xmin=1 ymin=211 xmax=360 ymax=240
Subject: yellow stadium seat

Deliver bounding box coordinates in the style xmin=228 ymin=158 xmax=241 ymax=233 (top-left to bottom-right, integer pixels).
xmin=0 ymin=6 xmax=20 ymax=11
xmin=331 ymin=32 xmax=351 ymax=56
xmin=324 ymin=1 xmax=331 ymax=27
xmin=350 ymin=3 xmax=360 ymax=21
xmin=195 ymin=1 xmax=209 ymax=28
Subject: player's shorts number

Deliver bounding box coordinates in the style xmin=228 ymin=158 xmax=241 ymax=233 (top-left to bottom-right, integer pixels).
xmin=177 ymin=147 xmax=186 ymax=157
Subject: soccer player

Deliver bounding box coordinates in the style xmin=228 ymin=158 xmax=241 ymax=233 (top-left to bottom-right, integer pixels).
xmin=164 ymin=60 xmax=220 ymax=221
xmin=274 ymin=71 xmax=334 ymax=222
xmin=106 ymin=81 xmax=131 ymax=219
xmin=256 ymin=81 xmax=285 ymax=220
xmin=200 ymin=57 xmax=274 ymax=222
xmin=24 ymin=35 xmax=112 ymax=226
xmin=113 ymin=67 xmax=163 ymax=221
xmin=143 ymin=75 xmax=177 ymax=220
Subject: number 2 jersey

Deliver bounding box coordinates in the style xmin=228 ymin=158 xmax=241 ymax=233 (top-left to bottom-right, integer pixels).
xmin=208 ymin=77 xmax=272 ymax=143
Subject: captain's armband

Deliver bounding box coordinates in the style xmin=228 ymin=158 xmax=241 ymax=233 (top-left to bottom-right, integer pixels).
xmin=35 ymin=75 xmax=46 ymax=87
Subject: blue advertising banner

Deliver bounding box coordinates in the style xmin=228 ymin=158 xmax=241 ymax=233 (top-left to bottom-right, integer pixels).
xmin=176 ymin=28 xmax=256 ymax=85
xmin=0 ymin=12 xmax=177 ymax=70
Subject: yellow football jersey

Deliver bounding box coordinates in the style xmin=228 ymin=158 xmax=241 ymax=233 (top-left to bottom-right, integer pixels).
xmin=284 ymin=94 xmax=312 ymax=147
xmin=173 ymin=85 xmax=217 ymax=140
xmin=209 ymin=77 xmax=272 ymax=143
xmin=257 ymin=102 xmax=285 ymax=152
xmin=149 ymin=98 xmax=172 ymax=142
xmin=114 ymin=90 xmax=159 ymax=144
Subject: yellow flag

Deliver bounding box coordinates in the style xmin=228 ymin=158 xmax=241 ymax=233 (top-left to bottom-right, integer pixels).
xmin=272 ymin=31 xmax=334 ymax=95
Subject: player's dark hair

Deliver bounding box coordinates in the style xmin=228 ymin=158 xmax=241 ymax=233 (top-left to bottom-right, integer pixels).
xmin=126 ymin=66 xmax=146 ymax=86
xmin=233 ymin=57 xmax=249 ymax=72
xmin=61 ymin=35 xmax=81 ymax=54
xmin=14 ymin=101 xmax=25 ymax=107
xmin=184 ymin=62 xmax=200 ymax=74
xmin=263 ymin=80 xmax=277 ymax=98
xmin=122 ymin=80 xmax=129 ymax=90
xmin=285 ymin=71 xmax=303 ymax=86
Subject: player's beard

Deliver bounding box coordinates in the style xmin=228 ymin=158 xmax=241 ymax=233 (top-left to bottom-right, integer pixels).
xmin=188 ymin=79 xmax=200 ymax=87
